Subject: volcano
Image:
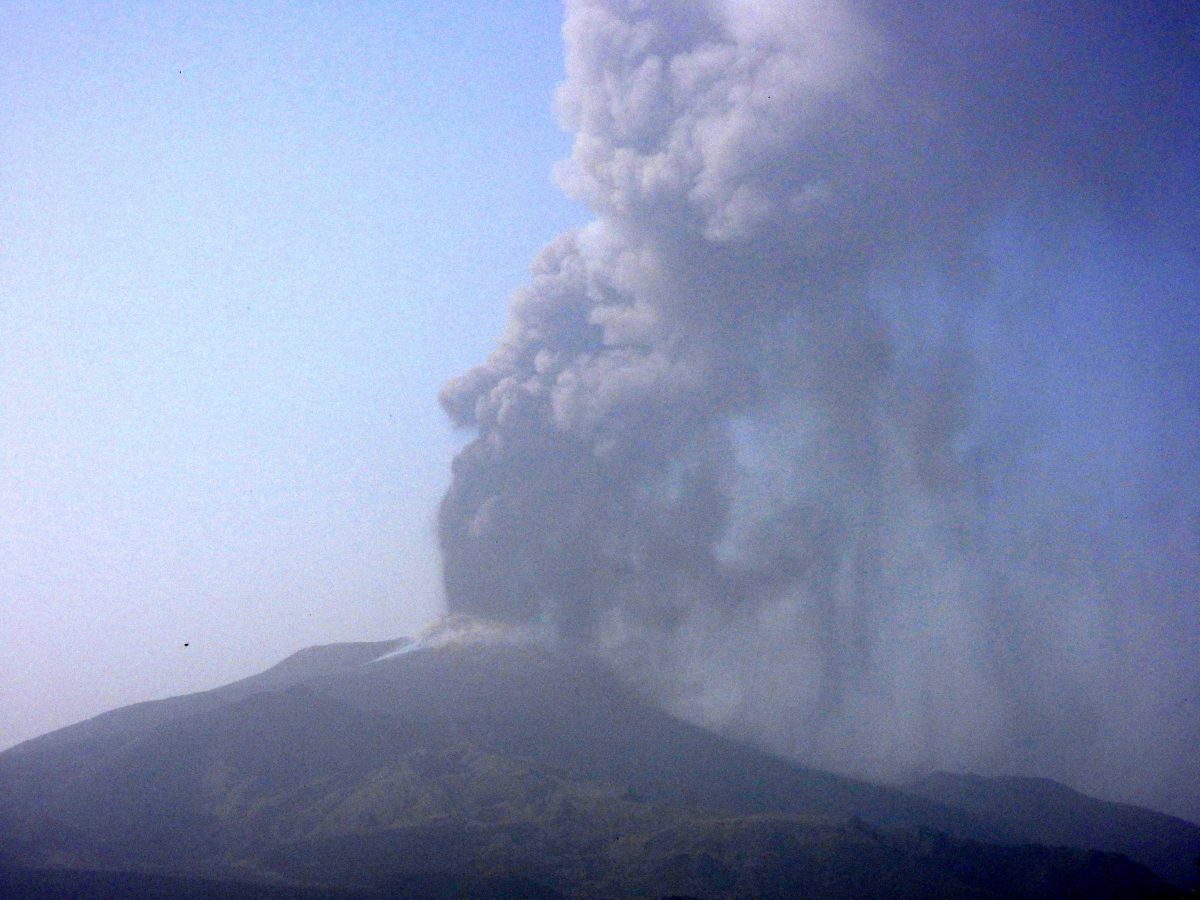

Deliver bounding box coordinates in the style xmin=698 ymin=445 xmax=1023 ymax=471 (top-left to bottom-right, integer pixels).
xmin=1 ymin=622 xmax=1194 ymax=898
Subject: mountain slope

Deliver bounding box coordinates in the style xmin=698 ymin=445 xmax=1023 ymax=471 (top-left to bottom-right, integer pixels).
xmin=908 ymin=772 xmax=1200 ymax=889
xmin=0 ymin=633 xmax=1191 ymax=897
xmin=311 ymin=642 xmax=1001 ymax=835
xmin=2 ymin=638 xmax=407 ymax=765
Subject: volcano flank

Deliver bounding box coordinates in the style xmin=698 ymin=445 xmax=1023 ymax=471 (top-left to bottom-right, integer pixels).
xmin=1 ymin=624 xmax=1195 ymax=898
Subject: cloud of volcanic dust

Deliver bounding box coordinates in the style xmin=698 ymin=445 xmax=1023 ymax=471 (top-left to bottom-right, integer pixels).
xmin=438 ymin=0 xmax=1200 ymax=817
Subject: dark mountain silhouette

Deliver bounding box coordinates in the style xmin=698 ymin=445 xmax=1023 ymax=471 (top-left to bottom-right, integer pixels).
xmin=907 ymin=772 xmax=1200 ymax=889
xmin=0 ymin=629 xmax=1192 ymax=897
xmin=2 ymin=638 xmax=408 ymax=767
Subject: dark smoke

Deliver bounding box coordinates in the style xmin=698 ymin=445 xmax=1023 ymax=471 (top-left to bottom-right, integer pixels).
xmin=439 ymin=0 xmax=1200 ymax=818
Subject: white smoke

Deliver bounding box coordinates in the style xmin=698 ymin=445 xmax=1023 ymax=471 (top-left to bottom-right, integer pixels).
xmin=372 ymin=614 xmax=544 ymax=662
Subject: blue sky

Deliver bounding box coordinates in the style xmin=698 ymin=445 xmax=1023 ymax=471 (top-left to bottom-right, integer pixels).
xmin=1 ymin=1 xmax=581 ymax=748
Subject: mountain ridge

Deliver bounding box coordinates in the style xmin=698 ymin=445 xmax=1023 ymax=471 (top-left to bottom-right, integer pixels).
xmin=1 ymin=631 xmax=1194 ymax=897
xmin=907 ymin=771 xmax=1200 ymax=889
xmin=2 ymin=638 xmax=408 ymax=761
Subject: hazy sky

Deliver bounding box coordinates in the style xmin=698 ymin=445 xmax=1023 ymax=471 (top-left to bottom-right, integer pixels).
xmin=1 ymin=1 xmax=581 ymax=750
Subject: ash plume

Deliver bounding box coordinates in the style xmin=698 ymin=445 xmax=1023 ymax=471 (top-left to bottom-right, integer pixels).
xmin=439 ymin=1 xmax=1200 ymax=817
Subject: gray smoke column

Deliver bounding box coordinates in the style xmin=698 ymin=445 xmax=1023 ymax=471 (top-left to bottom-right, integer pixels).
xmin=439 ymin=0 xmax=1200 ymax=817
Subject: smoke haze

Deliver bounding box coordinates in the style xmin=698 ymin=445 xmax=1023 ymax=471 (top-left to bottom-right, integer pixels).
xmin=439 ymin=0 xmax=1200 ymax=818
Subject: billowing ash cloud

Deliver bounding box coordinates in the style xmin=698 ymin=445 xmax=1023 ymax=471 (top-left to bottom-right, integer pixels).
xmin=439 ymin=0 xmax=1200 ymax=817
